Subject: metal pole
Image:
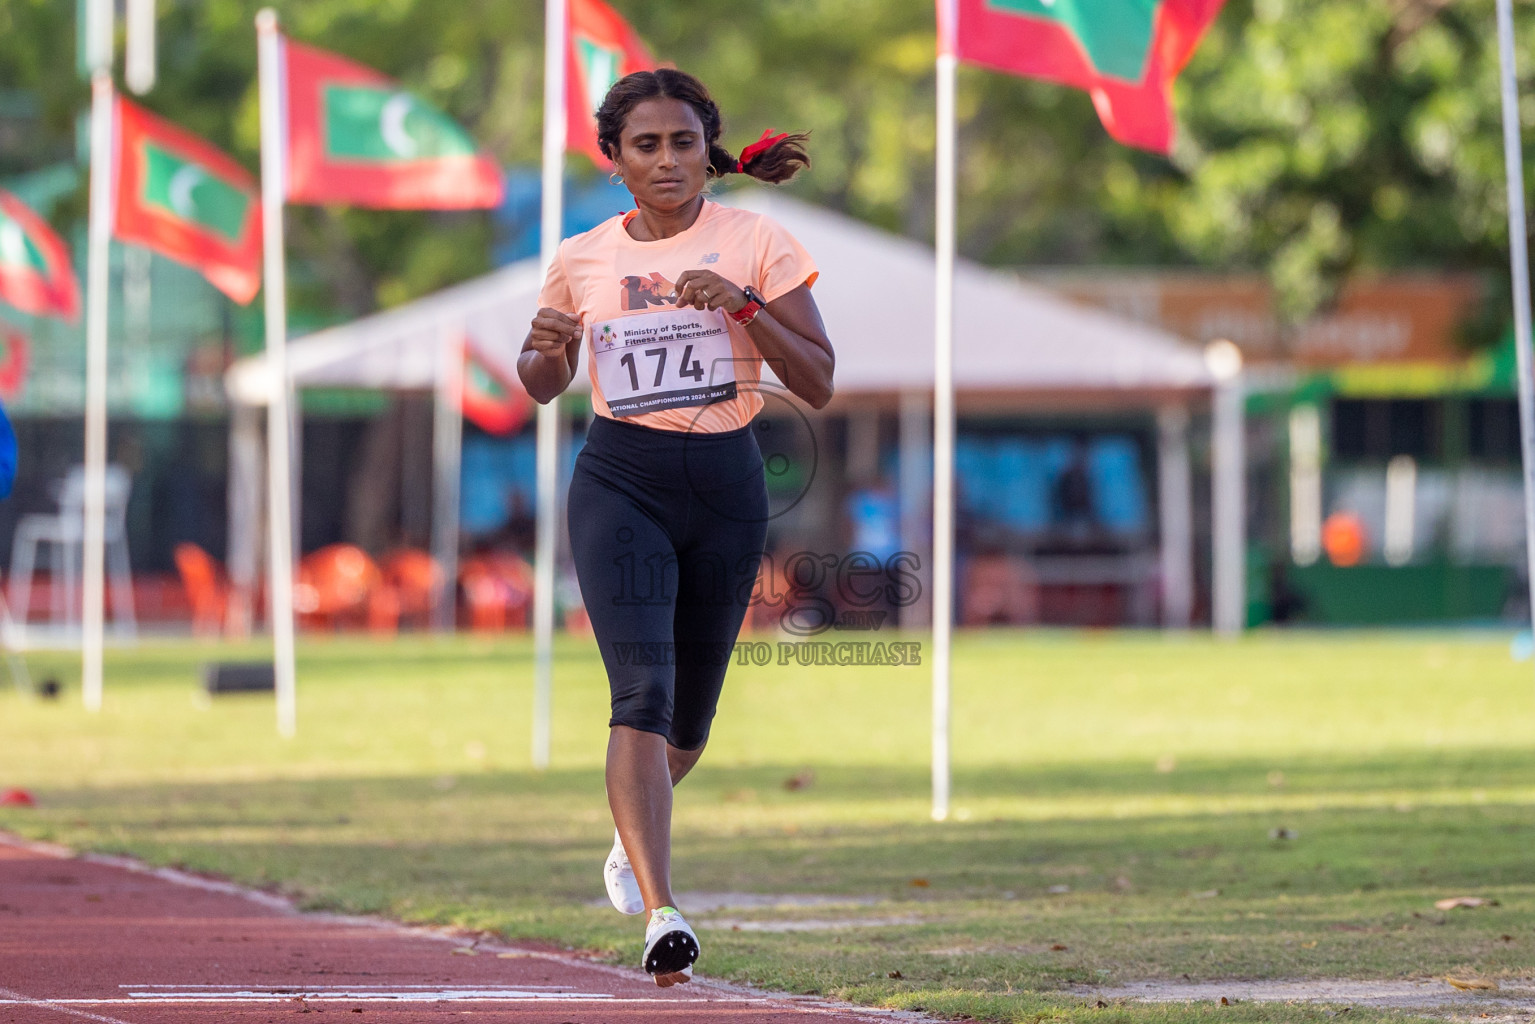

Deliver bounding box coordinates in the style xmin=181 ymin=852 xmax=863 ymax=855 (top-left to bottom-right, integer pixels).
xmin=257 ymin=8 xmax=297 ymax=737
xmin=532 ymin=0 xmax=568 ymax=771
xmin=82 ymin=69 xmax=113 ymax=713
xmin=1156 ymin=405 xmax=1194 ymax=629
xmin=931 ymin=48 xmax=957 ymax=823
xmin=1494 ymin=0 xmax=1535 ymax=638
xmin=898 ymin=389 xmax=932 ymax=629
xmin=1208 ymin=342 xmax=1245 ymax=636
xmin=431 ymin=327 xmax=464 ymax=631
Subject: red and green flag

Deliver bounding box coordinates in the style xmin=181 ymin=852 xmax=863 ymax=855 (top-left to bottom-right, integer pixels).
xmin=567 ymin=0 xmax=656 ymax=166
xmin=943 ymin=0 xmax=1227 ymax=153
xmin=112 ymin=95 xmax=263 ymax=304
xmin=0 ymin=189 xmax=81 ymax=323
xmin=279 ymin=37 xmax=503 ymax=209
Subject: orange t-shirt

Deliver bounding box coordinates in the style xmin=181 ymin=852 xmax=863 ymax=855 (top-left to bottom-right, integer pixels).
xmin=536 ymin=198 xmax=819 ymax=433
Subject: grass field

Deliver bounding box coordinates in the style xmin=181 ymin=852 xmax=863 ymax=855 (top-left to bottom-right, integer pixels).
xmin=1 ymin=630 xmax=1532 ymax=1022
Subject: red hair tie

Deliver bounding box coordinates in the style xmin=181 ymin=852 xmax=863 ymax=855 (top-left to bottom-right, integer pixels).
xmin=734 ymin=129 xmax=790 ymax=173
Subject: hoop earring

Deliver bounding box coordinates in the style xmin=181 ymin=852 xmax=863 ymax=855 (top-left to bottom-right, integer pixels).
xmin=609 ymin=170 xmax=624 ymax=185
xmin=706 ymin=165 xmax=718 ymax=178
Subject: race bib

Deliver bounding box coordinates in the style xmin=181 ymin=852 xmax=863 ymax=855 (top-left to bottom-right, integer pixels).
xmin=590 ymin=307 xmax=738 ymax=418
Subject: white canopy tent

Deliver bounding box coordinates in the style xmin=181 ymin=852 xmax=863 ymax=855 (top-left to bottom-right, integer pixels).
xmin=224 ymin=190 xmax=1235 ymax=746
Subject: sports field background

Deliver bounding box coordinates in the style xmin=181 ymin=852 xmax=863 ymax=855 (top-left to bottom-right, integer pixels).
xmin=1 ymin=631 xmax=1531 ymax=1022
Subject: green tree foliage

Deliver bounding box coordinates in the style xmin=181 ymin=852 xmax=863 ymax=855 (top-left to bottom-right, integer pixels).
xmin=1 ymin=0 xmax=1533 ymax=335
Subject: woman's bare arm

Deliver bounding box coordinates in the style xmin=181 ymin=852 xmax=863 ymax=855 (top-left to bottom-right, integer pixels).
xmin=517 ymin=307 xmax=583 ymax=405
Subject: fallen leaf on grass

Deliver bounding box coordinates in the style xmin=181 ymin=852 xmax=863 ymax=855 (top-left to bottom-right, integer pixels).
xmin=783 ymin=770 xmax=816 ymax=791
xmin=887 ymin=970 xmax=903 ymax=979
xmin=1050 ymin=943 xmax=1069 ymax=951
xmin=1301 ymin=941 xmax=1318 ymax=949
xmin=1219 ymin=996 xmax=1230 ymax=1006
xmin=1269 ymin=827 xmax=1298 ymax=841
xmin=1435 ymin=897 xmax=1499 ymax=911
xmin=908 ymin=878 xmax=930 ymax=888
xmin=1095 ymin=1000 xmax=1109 ymax=1008
xmin=1445 ymin=977 xmax=1498 ymax=991
xmin=1500 ymin=934 xmax=1514 ymax=942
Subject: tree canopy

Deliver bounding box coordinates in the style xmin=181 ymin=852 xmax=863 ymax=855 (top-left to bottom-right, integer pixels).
xmin=1 ymin=0 xmax=1532 ymax=339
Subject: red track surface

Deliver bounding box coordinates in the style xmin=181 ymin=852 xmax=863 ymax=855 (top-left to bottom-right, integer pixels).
xmin=0 ymin=837 xmax=906 ymax=1024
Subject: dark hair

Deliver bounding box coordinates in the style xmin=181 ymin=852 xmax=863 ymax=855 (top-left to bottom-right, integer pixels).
xmin=595 ymin=69 xmax=810 ymax=184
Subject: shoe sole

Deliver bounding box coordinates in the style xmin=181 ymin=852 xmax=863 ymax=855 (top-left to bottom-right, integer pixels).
xmin=644 ymin=928 xmax=700 ymax=977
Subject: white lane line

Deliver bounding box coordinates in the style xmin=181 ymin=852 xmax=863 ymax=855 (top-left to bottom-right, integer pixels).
xmin=0 ymin=987 xmax=136 ymax=1024
xmin=2 ymin=997 xmax=714 ymax=1006
xmin=121 ymin=983 xmax=576 ymax=990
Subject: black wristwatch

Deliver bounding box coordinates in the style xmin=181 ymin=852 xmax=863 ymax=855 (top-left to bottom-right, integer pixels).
xmin=730 ymin=286 xmax=767 ymax=326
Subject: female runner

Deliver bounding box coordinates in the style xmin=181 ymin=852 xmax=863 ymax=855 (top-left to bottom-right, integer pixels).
xmin=517 ymin=69 xmax=835 ymax=987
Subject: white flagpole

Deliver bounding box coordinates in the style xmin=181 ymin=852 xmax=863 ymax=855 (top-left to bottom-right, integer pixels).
xmin=1494 ymin=0 xmax=1535 ymax=647
xmin=532 ymin=0 xmax=568 ymax=770
xmin=82 ymin=62 xmax=113 ymax=714
xmin=931 ymin=4 xmax=958 ymax=822
xmin=257 ymin=8 xmax=298 ymax=738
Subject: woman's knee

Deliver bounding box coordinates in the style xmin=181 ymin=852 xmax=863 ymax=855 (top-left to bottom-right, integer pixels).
xmin=608 ymin=672 xmax=674 ymax=737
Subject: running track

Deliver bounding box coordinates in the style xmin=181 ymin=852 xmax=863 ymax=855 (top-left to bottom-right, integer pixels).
xmin=0 ymin=835 xmax=915 ymax=1024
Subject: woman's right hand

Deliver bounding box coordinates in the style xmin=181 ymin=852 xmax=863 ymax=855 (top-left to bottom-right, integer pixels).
xmin=528 ymin=307 xmax=583 ymax=357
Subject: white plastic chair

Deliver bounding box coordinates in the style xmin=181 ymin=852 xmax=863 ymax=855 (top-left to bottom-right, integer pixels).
xmin=8 ymin=465 xmax=137 ymax=638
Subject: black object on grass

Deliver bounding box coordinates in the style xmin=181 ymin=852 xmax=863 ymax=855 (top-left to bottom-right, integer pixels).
xmin=36 ymin=677 xmax=59 ymax=700
xmin=203 ymin=662 xmax=276 ymax=694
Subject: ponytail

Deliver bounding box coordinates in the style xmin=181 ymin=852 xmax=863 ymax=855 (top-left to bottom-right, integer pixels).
xmin=718 ymin=130 xmax=812 ymax=184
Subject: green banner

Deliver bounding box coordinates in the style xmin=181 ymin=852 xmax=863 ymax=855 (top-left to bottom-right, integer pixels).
xmin=986 ymin=0 xmax=1160 ymax=80
xmin=0 ymin=206 xmax=49 ymax=272
xmin=141 ymin=144 xmax=252 ymax=243
xmin=323 ymin=86 xmax=479 ymax=162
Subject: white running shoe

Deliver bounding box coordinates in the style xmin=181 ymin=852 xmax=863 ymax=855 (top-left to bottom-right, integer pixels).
xmin=642 ymin=905 xmax=699 ymax=983
xmin=603 ymin=831 xmax=644 ymax=916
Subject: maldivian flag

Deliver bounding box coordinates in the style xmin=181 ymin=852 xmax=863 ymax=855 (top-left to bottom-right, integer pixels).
xmin=113 ymin=96 xmax=263 ymax=304
xmin=0 ymin=189 xmax=81 ymax=323
xmin=567 ymin=0 xmax=655 ymax=166
xmin=945 ymin=0 xmax=1227 ymax=153
xmin=280 ymin=37 xmax=503 ymax=209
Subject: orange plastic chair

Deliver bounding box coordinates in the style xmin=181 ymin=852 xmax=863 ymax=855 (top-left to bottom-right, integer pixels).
xmin=382 ymin=548 xmax=442 ymax=628
xmin=173 ymin=542 xmax=227 ymax=637
xmin=459 ymin=551 xmax=533 ymax=632
xmin=1322 ymin=513 xmax=1367 ymax=567
xmin=294 ymin=544 xmax=396 ymax=633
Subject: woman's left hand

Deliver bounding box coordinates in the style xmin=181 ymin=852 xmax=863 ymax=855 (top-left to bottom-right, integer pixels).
xmin=674 ymin=270 xmax=747 ymax=314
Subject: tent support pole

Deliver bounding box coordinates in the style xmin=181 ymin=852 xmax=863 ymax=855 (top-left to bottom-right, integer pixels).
xmin=1494 ymin=0 xmax=1535 ymax=650
xmin=432 ymin=327 xmax=464 ymax=631
xmin=1156 ymin=404 xmax=1194 ymax=629
xmin=899 ymin=389 xmax=931 ymax=630
xmin=1211 ymin=374 xmax=1245 ymax=636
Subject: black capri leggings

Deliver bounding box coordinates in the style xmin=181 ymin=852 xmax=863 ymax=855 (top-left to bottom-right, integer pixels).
xmin=567 ymin=414 xmax=769 ymax=751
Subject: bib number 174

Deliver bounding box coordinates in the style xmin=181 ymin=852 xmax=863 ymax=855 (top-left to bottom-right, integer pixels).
xmin=619 ymin=344 xmax=706 ymax=391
